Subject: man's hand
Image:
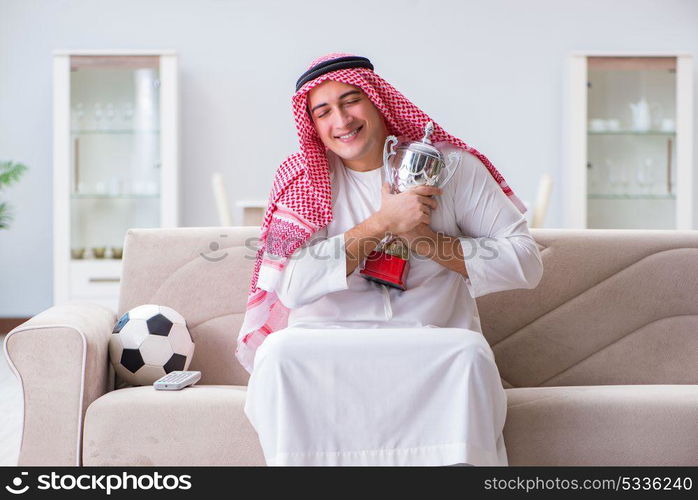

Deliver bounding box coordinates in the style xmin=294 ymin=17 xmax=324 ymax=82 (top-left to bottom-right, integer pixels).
xmin=398 ymin=223 xmax=470 ymax=279
xmin=374 ymin=182 xmax=441 ymax=235
xmin=397 ymin=223 xmax=438 ymax=257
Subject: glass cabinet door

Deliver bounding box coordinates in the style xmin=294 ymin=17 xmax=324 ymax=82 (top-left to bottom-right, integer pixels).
xmin=69 ymin=55 xmax=161 ymax=260
xmin=586 ymin=57 xmax=677 ymax=229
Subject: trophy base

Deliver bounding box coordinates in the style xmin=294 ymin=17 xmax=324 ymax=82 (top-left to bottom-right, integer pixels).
xmin=359 ymin=250 xmax=409 ymax=291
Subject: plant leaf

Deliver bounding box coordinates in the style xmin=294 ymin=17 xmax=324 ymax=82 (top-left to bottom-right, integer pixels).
xmin=0 ymin=201 xmax=12 ymax=230
xmin=0 ymin=161 xmax=28 ymax=188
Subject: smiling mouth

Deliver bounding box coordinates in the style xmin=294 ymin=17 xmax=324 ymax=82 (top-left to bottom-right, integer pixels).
xmin=335 ymin=125 xmax=363 ymax=140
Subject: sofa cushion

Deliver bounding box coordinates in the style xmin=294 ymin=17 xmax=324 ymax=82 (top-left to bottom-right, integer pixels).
xmin=119 ymin=228 xmax=258 ymax=387
xmin=83 ymin=383 xmax=698 ymax=466
xmin=485 ymin=230 xmax=698 ymax=388
xmin=503 ymin=384 xmax=698 ymax=465
xmin=82 ymin=385 xmax=265 ymax=466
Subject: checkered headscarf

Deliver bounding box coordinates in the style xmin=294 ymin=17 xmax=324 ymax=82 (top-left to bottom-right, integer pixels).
xmin=235 ymin=52 xmax=526 ymax=374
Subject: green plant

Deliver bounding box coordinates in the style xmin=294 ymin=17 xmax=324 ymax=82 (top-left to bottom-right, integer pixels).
xmin=0 ymin=161 xmax=28 ymax=229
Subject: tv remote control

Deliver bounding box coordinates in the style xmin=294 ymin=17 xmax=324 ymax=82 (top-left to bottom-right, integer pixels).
xmin=153 ymin=370 xmax=201 ymax=390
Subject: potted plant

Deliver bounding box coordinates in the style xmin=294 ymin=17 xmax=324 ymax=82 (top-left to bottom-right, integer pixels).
xmin=0 ymin=161 xmax=28 ymax=230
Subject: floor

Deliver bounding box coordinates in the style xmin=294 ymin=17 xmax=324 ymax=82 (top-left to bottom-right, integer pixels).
xmin=1 ymin=334 xmax=22 ymax=466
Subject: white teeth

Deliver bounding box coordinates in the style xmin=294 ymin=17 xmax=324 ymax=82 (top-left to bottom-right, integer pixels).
xmin=338 ymin=127 xmax=360 ymax=139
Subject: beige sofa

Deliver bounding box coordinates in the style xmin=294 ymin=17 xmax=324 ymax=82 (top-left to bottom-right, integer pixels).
xmin=4 ymin=227 xmax=698 ymax=466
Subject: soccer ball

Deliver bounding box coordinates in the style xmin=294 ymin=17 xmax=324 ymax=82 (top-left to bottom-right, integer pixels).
xmin=109 ymin=304 xmax=195 ymax=386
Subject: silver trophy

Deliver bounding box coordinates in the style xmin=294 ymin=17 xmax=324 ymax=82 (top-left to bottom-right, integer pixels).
xmin=360 ymin=121 xmax=461 ymax=289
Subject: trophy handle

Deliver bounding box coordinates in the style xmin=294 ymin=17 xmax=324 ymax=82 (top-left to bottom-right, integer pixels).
xmin=383 ymin=135 xmax=399 ymax=193
xmin=376 ymin=233 xmax=394 ymax=252
xmin=439 ymin=151 xmax=462 ymax=188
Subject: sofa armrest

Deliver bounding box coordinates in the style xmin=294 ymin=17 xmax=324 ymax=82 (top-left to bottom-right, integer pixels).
xmin=3 ymin=301 xmax=116 ymax=465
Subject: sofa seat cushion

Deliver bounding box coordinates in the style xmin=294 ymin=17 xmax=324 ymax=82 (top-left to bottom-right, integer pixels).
xmin=82 ymin=385 xmax=264 ymax=466
xmin=503 ymin=384 xmax=698 ymax=466
xmin=83 ymin=384 xmax=698 ymax=466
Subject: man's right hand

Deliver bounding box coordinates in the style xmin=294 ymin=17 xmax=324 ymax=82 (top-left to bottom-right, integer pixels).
xmin=374 ymin=182 xmax=442 ymax=234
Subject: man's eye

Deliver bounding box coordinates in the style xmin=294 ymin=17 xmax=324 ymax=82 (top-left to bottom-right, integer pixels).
xmin=316 ymin=99 xmax=359 ymax=118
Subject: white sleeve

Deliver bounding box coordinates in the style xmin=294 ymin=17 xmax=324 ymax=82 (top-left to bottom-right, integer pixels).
xmin=453 ymin=151 xmax=543 ymax=299
xmin=275 ymin=230 xmax=349 ymax=309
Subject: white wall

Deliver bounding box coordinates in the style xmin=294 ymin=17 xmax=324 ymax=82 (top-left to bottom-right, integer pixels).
xmin=1 ymin=0 xmax=697 ymax=316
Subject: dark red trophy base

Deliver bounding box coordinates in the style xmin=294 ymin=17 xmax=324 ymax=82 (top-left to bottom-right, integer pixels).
xmin=359 ymin=250 xmax=409 ymax=290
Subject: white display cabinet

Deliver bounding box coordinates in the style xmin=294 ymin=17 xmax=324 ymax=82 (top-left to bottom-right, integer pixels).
xmin=53 ymin=50 xmax=179 ymax=310
xmin=565 ymin=53 xmax=693 ymax=229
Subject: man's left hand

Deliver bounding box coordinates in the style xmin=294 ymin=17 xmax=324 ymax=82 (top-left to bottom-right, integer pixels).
xmin=397 ymin=223 xmax=437 ymax=258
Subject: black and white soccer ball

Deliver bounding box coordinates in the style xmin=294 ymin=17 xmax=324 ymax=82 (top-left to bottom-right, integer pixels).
xmin=109 ymin=304 xmax=195 ymax=386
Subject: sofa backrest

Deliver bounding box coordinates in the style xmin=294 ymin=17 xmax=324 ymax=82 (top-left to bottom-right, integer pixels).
xmin=119 ymin=227 xmax=698 ymax=387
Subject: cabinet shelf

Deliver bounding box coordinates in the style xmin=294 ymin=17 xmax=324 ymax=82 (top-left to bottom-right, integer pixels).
xmin=587 ymin=193 xmax=676 ymax=200
xmin=70 ymin=193 xmax=160 ymax=199
xmin=587 ymin=130 xmax=675 ymax=136
xmin=71 ymin=129 xmax=161 ymax=135
xmin=70 ymin=257 xmax=123 ymax=261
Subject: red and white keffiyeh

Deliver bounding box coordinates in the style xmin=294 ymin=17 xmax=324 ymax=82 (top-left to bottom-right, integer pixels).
xmin=235 ymin=52 xmax=527 ymax=374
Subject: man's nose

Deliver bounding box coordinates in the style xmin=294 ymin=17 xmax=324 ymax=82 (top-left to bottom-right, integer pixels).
xmin=335 ymin=108 xmax=354 ymax=128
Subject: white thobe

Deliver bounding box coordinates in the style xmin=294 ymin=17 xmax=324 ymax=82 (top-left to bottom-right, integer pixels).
xmin=244 ymin=142 xmax=543 ymax=466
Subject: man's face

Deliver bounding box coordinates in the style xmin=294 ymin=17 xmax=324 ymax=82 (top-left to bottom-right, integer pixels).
xmin=307 ymin=80 xmax=388 ymax=167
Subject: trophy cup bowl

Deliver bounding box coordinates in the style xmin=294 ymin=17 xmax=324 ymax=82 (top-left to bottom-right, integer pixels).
xmin=359 ymin=121 xmax=461 ymax=290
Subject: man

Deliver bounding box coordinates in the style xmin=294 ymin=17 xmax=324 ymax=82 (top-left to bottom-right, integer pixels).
xmin=237 ymin=53 xmax=543 ymax=466
xmin=306 ymin=78 xmax=477 ymax=281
